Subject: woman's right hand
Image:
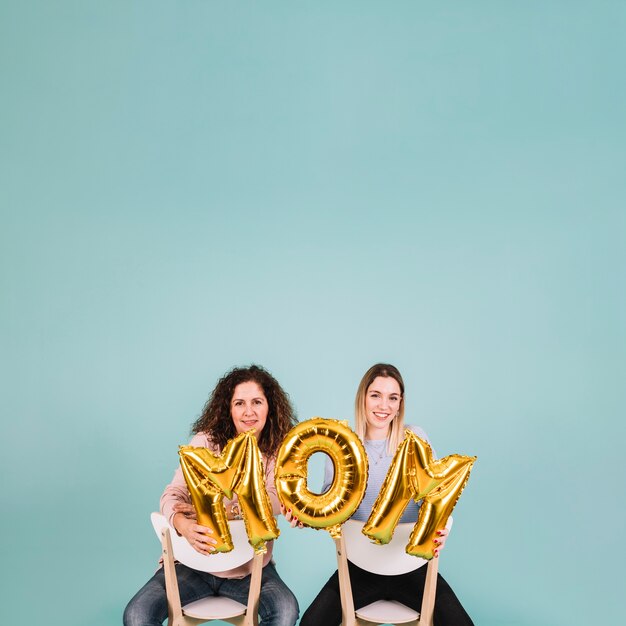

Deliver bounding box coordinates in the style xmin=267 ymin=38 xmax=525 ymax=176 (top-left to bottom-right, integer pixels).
xmin=172 ymin=512 xmax=218 ymax=555
xmin=280 ymin=503 xmax=304 ymax=528
xmin=433 ymin=528 xmax=449 ymax=558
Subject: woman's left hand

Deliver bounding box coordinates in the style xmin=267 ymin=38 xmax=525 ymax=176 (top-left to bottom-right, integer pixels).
xmin=433 ymin=528 xmax=448 ymax=558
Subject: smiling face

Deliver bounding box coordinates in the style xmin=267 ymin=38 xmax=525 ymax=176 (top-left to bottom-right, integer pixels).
xmin=364 ymin=375 xmax=403 ymax=440
xmin=230 ymin=381 xmax=269 ymax=438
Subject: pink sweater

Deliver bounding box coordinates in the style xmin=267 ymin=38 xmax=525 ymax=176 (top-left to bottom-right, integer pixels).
xmin=160 ymin=431 xmax=281 ymax=579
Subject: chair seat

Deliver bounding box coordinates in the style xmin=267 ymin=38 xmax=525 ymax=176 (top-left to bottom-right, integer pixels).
xmin=183 ymin=596 xmax=247 ymax=620
xmin=356 ymin=599 xmax=419 ymax=624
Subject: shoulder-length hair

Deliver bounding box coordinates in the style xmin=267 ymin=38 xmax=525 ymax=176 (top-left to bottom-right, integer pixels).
xmin=191 ymin=364 xmax=297 ymax=458
xmin=354 ymin=363 xmax=405 ymax=453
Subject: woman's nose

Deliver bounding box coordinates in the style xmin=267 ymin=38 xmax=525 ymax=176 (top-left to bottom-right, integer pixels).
xmin=244 ymin=404 xmax=254 ymax=416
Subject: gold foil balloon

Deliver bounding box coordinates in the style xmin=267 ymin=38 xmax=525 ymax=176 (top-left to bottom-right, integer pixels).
xmin=274 ymin=417 xmax=368 ymax=538
xmin=363 ymin=429 xmax=476 ymax=559
xmin=179 ymin=430 xmax=279 ymax=554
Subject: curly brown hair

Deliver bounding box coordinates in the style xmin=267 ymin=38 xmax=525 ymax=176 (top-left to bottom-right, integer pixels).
xmin=191 ymin=364 xmax=297 ymax=458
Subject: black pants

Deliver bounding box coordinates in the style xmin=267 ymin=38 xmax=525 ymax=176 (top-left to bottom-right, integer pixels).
xmin=300 ymin=561 xmax=474 ymax=626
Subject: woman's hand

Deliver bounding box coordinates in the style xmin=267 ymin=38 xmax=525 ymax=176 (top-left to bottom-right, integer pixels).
xmin=433 ymin=528 xmax=448 ymax=558
xmin=280 ymin=503 xmax=304 ymax=528
xmin=173 ymin=502 xmax=197 ymax=519
xmin=172 ymin=510 xmax=217 ymax=555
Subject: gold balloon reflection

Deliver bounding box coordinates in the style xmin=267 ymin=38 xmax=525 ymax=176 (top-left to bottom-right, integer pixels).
xmin=275 ymin=417 xmax=368 ymax=538
xmin=179 ymin=430 xmax=279 ymax=554
xmin=363 ymin=430 xmax=476 ymax=559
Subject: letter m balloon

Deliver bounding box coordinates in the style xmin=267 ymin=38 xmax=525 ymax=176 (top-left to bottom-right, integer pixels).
xmin=362 ymin=430 xmax=476 ymax=559
xmin=179 ymin=430 xmax=279 ymax=554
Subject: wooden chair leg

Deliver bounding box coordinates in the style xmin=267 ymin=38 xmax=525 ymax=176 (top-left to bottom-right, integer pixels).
xmin=242 ymin=551 xmax=263 ymax=626
xmin=418 ymin=557 xmax=439 ymax=626
xmin=335 ymin=535 xmax=357 ymax=626
xmin=161 ymin=528 xmax=187 ymax=626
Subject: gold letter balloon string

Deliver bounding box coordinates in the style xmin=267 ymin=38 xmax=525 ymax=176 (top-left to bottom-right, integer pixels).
xmin=363 ymin=430 xmax=476 ymax=560
xmin=178 ymin=430 xmax=279 ymax=554
xmin=274 ymin=417 xmax=368 ymax=539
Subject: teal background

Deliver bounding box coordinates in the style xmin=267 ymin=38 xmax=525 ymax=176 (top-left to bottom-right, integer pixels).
xmin=1 ymin=2 xmax=624 ymax=625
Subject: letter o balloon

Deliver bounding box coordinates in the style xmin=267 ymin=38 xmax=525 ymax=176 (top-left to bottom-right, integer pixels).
xmin=274 ymin=417 xmax=368 ymax=537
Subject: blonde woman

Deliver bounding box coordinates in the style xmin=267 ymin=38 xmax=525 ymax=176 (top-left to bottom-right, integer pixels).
xmin=297 ymin=363 xmax=474 ymax=626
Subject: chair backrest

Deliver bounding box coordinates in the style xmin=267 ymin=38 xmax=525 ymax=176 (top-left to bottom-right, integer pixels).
xmin=342 ymin=520 xmax=428 ymax=575
xmin=336 ymin=518 xmax=453 ymax=626
xmin=151 ymin=512 xmax=254 ymax=573
xmin=342 ymin=517 xmax=453 ymax=574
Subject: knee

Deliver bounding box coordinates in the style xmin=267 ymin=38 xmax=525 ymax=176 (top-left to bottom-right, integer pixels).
xmin=299 ymin=611 xmax=313 ymax=626
xmin=284 ymin=595 xmax=300 ymax=626
xmin=123 ymin=585 xmax=165 ymax=626
xmin=299 ymin=602 xmax=330 ymax=626
xmin=299 ymin=592 xmax=340 ymax=626
xmin=275 ymin=591 xmax=299 ymax=626
xmin=260 ymin=589 xmax=299 ymax=626
xmin=122 ymin=598 xmax=143 ymax=626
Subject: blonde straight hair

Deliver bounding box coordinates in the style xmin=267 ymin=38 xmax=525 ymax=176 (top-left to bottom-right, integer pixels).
xmin=354 ymin=363 xmax=406 ymax=454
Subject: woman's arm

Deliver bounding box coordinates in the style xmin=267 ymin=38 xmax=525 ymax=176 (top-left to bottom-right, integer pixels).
xmin=321 ymin=454 xmax=334 ymax=493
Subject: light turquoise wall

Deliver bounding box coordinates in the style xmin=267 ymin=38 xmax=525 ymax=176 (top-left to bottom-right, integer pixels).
xmin=1 ymin=2 xmax=624 ymax=625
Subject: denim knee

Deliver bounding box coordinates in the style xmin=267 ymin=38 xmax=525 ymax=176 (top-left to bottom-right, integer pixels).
xmin=275 ymin=591 xmax=299 ymax=626
xmin=261 ymin=592 xmax=298 ymax=626
xmin=258 ymin=564 xmax=299 ymax=626
xmin=122 ymin=599 xmax=141 ymax=626
xmin=122 ymin=572 xmax=168 ymax=626
xmin=123 ymin=596 xmax=151 ymax=626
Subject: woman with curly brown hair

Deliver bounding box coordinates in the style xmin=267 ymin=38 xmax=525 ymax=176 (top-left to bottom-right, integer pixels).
xmin=124 ymin=365 xmax=299 ymax=626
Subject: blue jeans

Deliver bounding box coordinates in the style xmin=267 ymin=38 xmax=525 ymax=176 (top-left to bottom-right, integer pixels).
xmin=123 ymin=561 xmax=299 ymax=626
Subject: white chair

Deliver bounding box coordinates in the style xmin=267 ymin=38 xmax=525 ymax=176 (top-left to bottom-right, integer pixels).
xmin=335 ymin=519 xmax=452 ymax=626
xmin=151 ymin=512 xmax=264 ymax=626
